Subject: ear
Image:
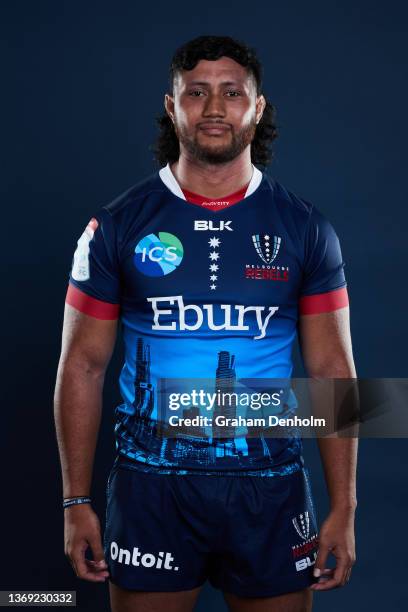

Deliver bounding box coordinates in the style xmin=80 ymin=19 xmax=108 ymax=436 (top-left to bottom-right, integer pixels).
xmin=164 ymin=93 xmax=175 ymax=123
xmin=255 ymin=94 xmax=266 ymax=125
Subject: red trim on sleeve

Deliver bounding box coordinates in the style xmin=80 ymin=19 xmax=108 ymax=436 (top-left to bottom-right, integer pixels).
xmin=299 ymin=287 xmax=349 ymax=315
xmin=65 ymin=283 xmax=120 ymax=320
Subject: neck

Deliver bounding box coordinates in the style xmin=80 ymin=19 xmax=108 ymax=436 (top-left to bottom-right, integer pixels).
xmin=170 ymin=148 xmax=253 ymax=198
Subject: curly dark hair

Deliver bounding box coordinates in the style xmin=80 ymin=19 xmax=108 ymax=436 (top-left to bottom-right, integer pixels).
xmin=152 ymin=35 xmax=278 ymax=168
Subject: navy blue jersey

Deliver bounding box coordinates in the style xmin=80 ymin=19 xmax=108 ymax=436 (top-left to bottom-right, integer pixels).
xmin=66 ymin=165 xmax=348 ymax=474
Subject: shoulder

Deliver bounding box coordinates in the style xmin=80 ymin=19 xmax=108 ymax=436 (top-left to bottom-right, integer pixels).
xmin=101 ymin=170 xmax=166 ymax=220
xmin=267 ymin=174 xmax=337 ymax=236
xmin=266 ymin=174 xmax=315 ymax=220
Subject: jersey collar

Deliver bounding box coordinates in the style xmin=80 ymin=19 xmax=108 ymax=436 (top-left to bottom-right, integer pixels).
xmin=158 ymin=162 xmax=263 ymax=200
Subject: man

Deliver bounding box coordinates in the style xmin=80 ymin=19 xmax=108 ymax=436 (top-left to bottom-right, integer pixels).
xmin=54 ymin=35 xmax=357 ymax=612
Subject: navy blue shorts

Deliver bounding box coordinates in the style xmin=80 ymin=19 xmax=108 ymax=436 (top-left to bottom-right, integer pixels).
xmin=103 ymin=462 xmax=319 ymax=598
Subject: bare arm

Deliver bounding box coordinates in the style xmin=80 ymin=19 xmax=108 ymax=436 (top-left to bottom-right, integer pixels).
xmin=298 ymin=306 xmax=358 ymax=508
xmin=54 ymin=302 xmax=117 ymax=581
xmin=54 ymin=303 xmax=118 ymax=497
xmin=298 ymin=306 xmax=358 ymax=589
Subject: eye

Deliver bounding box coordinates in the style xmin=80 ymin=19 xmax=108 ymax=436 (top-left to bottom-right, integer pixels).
xmin=225 ymin=90 xmax=241 ymax=97
xmin=189 ymin=90 xmax=205 ymax=97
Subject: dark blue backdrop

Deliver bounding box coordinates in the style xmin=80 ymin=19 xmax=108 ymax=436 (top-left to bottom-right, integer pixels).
xmin=1 ymin=1 xmax=407 ymax=610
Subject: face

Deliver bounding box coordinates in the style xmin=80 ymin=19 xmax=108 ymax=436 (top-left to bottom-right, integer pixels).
xmin=165 ymin=56 xmax=266 ymax=164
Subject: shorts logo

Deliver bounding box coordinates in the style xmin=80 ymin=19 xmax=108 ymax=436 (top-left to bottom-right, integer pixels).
xmin=134 ymin=232 xmax=183 ymax=277
xmin=291 ymin=512 xmax=318 ymax=572
xmin=110 ymin=542 xmax=179 ymax=571
xmin=292 ymin=512 xmax=310 ymax=540
xmin=295 ymin=551 xmax=317 ymax=572
xmin=292 ymin=535 xmax=318 ymax=572
xmin=71 ymin=218 xmax=99 ymax=281
xmin=252 ymin=234 xmax=281 ymax=264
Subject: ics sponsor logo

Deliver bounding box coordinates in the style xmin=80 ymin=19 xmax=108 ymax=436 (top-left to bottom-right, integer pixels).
xmin=134 ymin=232 xmax=183 ymax=277
xmin=110 ymin=541 xmax=179 ymax=571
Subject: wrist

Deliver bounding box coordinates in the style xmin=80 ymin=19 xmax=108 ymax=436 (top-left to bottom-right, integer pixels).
xmin=330 ymin=499 xmax=357 ymax=513
xmin=63 ymin=495 xmax=92 ymax=509
xmin=64 ymin=495 xmax=90 ymax=500
xmin=64 ymin=503 xmax=92 ymax=511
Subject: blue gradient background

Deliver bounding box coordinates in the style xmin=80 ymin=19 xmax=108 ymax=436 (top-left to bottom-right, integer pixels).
xmin=1 ymin=1 xmax=407 ymax=610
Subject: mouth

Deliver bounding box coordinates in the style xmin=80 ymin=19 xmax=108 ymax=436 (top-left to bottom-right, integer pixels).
xmin=197 ymin=123 xmax=231 ymax=136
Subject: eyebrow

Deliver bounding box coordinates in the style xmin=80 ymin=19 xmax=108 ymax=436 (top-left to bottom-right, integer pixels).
xmin=184 ymin=80 xmax=244 ymax=87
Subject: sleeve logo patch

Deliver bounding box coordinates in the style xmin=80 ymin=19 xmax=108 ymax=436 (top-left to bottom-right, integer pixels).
xmin=71 ymin=218 xmax=99 ymax=281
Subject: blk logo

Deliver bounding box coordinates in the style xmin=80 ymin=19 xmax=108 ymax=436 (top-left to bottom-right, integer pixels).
xmin=295 ymin=551 xmax=317 ymax=572
xmin=194 ymin=220 xmax=233 ymax=231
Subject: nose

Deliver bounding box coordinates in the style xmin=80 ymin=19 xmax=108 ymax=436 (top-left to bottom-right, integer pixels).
xmin=202 ymin=93 xmax=226 ymax=118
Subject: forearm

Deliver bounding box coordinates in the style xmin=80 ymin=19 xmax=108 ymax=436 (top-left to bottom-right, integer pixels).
xmin=310 ymin=374 xmax=359 ymax=510
xmin=54 ymin=359 xmax=104 ymax=498
xmin=301 ymin=313 xmax=358 ymax=511
xmin=316 ymin=436 xmax=358 ymax=511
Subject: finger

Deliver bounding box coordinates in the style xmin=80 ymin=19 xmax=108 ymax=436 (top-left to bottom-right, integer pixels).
xmin=88 ymin=533 xmax=107 ymax=567
xmin=345 ymin=567 xmax=353 ymax=583
xmin=85 ymin=559 xmax=110 ymax=575
xmin=311 ymin=555 xmax=349 ymax=591
xmin=70 ymin=545 xmax=108 ymax=582
xmin=67 ymin=542 xmax=86 ymax=578
xmin=309 ymin=569 xmax=334 ymax=590
xmin=313 ymin=543 xmax=331 ymax=578
xmin=332 ymin=547 xmax=351 ymax=586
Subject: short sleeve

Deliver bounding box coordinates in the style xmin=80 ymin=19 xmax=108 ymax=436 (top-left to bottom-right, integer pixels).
xmin=299 ymin=206 xmax=349 ymax=315
xmin=65 ymin=208 xmax=121 ymax=320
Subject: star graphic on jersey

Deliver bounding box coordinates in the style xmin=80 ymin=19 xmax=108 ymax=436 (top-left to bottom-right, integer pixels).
xmin=264 ymin=234 xmax=270 ymax=240
xmin=208 ymin=236 xmax=221 ymax=248
xmin=210 ymin=274 xmax=218 ymax=281
xmin=209 ymin=251 xmax=219 ymax=261
xmin=210 ymin=284 xmax=217 ymax=290
xmin=209 ymin=264 xmax=219 ymax=271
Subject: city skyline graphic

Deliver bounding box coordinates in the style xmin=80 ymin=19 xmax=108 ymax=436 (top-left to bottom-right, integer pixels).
xmin=114 ymin=337 xmax=299 ymax=471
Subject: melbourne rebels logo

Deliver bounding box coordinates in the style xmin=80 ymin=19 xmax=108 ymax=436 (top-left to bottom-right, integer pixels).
xmin=292 ymin=512 xmax=310 ymax=541
xmin=134 ymin=232 xmax=183 ymax=277
xmin=245 ymin=233 xmax=289 ymax=282
xmin=252 ymin=234 xmax=281 ymax=264
xmin=291 ymin=512 xmax=318 ymax=572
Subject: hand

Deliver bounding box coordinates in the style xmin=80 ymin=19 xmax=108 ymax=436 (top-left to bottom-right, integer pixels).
xmin=64 ymin=504 xmax=109 ymax=582
xmin=310 ymin=507 xmax=356 ymax=591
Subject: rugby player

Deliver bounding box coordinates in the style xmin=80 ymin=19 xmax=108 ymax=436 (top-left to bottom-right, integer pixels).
xmin=54 ymin=35 xmax=357 ymax=612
